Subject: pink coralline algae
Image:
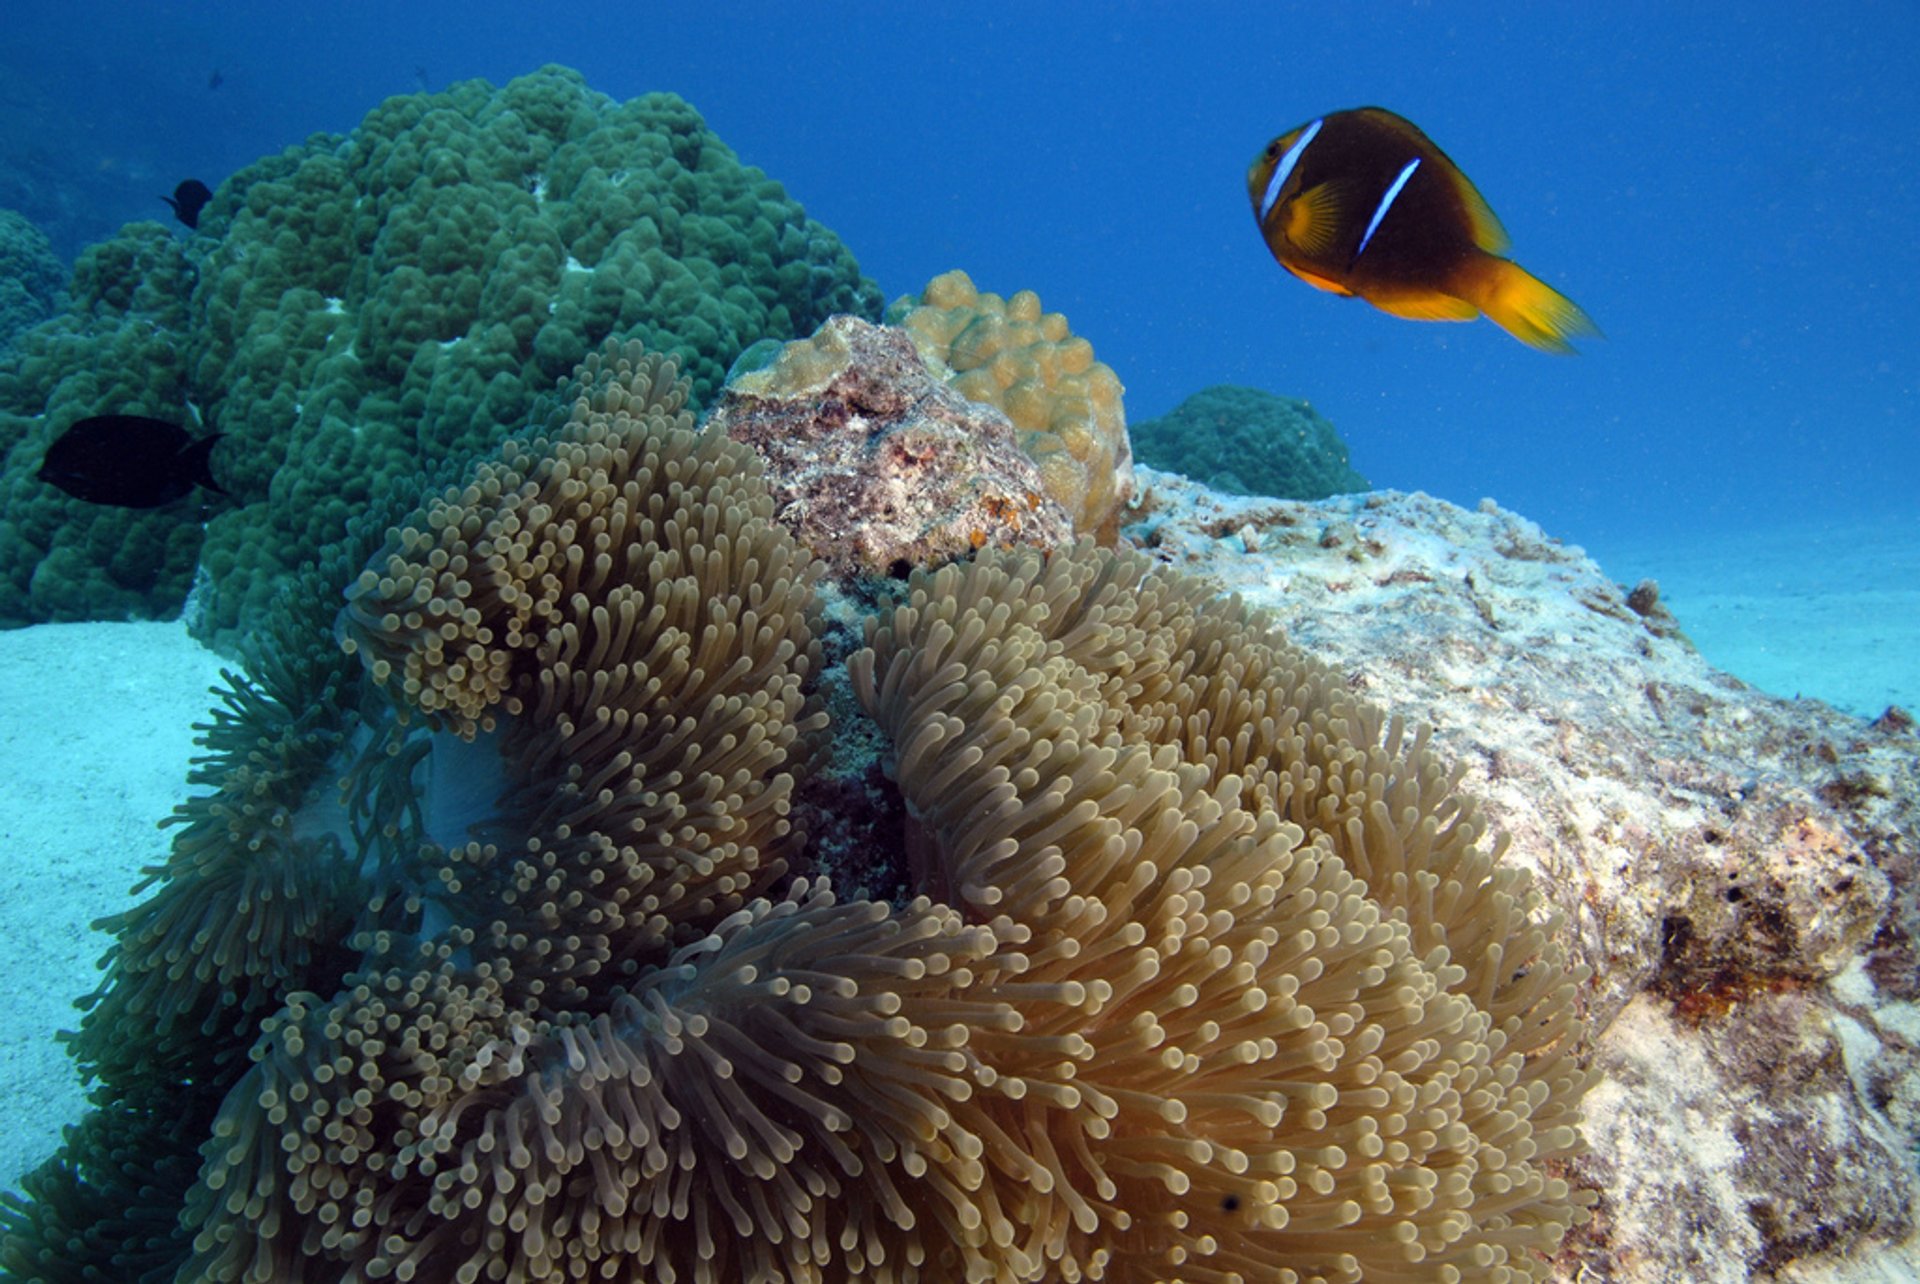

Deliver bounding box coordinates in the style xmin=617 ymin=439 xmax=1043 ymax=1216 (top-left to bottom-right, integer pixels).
xmin=703 ymin=315 xmax=1072 ymax=578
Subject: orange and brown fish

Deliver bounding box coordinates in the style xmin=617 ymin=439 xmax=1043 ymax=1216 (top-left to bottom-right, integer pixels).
xmin=1248 ymin=107 xmax=1599 ymax=353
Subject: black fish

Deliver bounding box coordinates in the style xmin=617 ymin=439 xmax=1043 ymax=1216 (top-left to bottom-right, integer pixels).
xmin=208 ymin=68 xmax=223 ymax=90
xmin=37 ymin=414 xmax=227 ymax=508
xmin=162 ymin=179 xmax=213 ymax=229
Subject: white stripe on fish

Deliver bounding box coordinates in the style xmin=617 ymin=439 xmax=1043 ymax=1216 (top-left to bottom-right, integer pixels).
xmin=1355 ymin=157 xmax=1421 ymax=262
xmin=1259 ymin=117 xmax=1323 ymax=223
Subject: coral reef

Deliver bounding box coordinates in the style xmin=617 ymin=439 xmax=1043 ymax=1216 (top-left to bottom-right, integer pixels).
xmin=889 ymin=269 xmax=1133 ymax=545
xmin=706 ymin=314 xmax=1073 ymax=577
xmin=0 ymin=209 xmax=64 ymax=353
xmin=0 ymin=223 xmax=201 ymax=624
xmin=10 ymin=445 xmax=1917 ymax=1282
xmin=0 ymin=65 xmax=881 ymax=643
xmin=0 ymin=345 xmax=1592 ymax=1282
xmin=1132 ymin=383 xmax=1370 ymax=500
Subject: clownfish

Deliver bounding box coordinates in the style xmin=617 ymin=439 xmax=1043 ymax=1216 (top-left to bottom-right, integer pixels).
xmin=1248 ymin=107 xmax=1599 ymax=353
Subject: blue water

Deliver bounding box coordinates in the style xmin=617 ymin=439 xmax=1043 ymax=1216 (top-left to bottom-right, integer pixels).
xmin=3 ymin=1 xmax=1915 ymax=586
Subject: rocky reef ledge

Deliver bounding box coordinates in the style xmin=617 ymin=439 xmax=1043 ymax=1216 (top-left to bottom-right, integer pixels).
xmin=1131 ymin=468 xmax=1920 ymax=1281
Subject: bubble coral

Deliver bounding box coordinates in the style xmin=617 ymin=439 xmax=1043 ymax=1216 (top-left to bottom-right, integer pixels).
xmin=889 ymin=270 xmax=1134 ymax=546
xmin=1131 ymin=384 xmax=1371 ymax=501
xmin=1 ymin=341 xmax=1590 ymax=1283
xmin=0 ymin=208 xmax=64 ymax=352
xmin=0 ymin=66 xmax=881 ymax=644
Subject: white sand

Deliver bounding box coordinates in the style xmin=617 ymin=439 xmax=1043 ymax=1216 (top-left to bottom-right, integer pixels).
xmin=0 ymin=620 xmax=229 ymax=1193
xmin=1587 ymin=517 xmax=1920 ymax=720
xmin=0 ymin=514 xmax=1912 ymax=1197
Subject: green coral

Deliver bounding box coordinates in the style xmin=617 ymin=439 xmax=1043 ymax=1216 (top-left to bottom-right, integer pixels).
xmin=0 ymin=223 xmax=200 ymax=623
xmin=0 ymin=65 xmax=881 ymax=645
xmin=0 ymin=209 xmax=64 ymax=353
xmin=1131 ymin=383 xmax=1370 ymax=500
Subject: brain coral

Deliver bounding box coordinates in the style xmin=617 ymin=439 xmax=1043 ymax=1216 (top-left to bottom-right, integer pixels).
xmin=0 ymin=64 xmax=881 ymax=643
xmin=1132 ymin=384 xmax=1371 ymax=500
xmin=889 ymin=269 xmax=1134 ymax=546
xmin=0 ymin=341 xmax=1590 ymax=1283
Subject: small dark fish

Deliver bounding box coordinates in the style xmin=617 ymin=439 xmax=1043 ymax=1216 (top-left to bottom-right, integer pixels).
xmin=1248 ymin=107 xmax=1598 ymax=353
xmin=208 ymin=68 xmax=223 ymax=90
xmin=37 ymin=414 xmax=227 ymax=509
xmin=162 ymin=178 xmax=213 ymax=229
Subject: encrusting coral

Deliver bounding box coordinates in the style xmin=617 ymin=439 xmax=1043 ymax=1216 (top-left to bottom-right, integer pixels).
xmin=889 ymin=270 xmax=1134 ymax=547
xmin=1 ymin=339 xmax=1590 ymax=1283
xmin=705 ymin=315 xmax=1075 ymax=577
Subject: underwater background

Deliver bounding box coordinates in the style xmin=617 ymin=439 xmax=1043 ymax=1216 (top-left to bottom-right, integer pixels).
xmin=1 ymin=4 xmax=1919 ymax=1279
xmin=4 ymin=0 xmax=1914 ymax=713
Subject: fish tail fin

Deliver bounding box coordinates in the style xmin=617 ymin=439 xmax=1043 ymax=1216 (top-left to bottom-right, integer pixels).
xmin=182 ymin=433 xmax=228 ymax=497
xmin=1463 ymin=257 xmax=1600 ymax=354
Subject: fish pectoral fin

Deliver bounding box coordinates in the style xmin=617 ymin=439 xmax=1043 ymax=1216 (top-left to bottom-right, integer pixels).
xmin=1284 ymin=179 xmax=1352 ymax=257
xmin=1369 ymin=291 xmax=1480 ymax=322
xmin=1459 ymin=179 xmax=1512 ymax=255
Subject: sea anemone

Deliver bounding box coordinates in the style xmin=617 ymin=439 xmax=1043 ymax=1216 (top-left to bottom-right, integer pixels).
xmin=4 ymin=339 xmax=1590 ymax=1284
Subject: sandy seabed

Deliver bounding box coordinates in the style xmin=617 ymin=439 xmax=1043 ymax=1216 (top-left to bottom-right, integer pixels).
xmin=0 ymin=620 xmax=229 ymax=1193
xmin=1590 ymin=516 xmax=1920 ymax=719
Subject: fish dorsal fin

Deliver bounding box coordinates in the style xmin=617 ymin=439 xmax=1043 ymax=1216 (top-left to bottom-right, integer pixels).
xmin=1285 ymin=179 xmax=1350 ymax=257
xmin=1455 ymin=172 xmax=1511 ymax=254
xmin=1352 ymin=106 xmax=1510 ymax=254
